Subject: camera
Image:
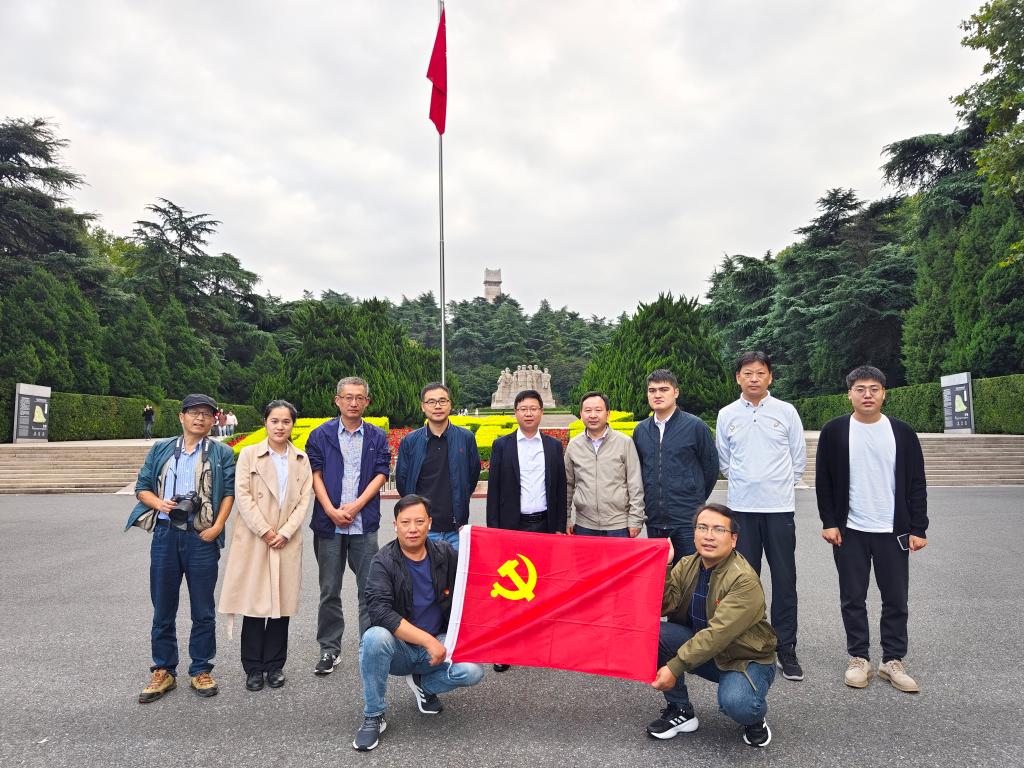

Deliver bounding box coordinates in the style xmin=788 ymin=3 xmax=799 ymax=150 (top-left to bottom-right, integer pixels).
xmin=169 ymin=491 xmax=201 ymax=530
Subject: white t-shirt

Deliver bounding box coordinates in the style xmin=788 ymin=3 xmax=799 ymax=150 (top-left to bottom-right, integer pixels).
xmin=847 ymin=415 xmax=896 ymax=532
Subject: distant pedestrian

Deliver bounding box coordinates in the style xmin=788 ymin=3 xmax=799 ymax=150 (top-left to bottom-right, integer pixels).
xmin=143 ymin=404 xmax=155 ymax=440
xmin=217 ymin=409 xmax=228 ymax=437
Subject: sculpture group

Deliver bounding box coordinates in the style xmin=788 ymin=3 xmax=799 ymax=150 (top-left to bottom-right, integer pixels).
xmin=491 ymin=365 xmax=555 ymax=408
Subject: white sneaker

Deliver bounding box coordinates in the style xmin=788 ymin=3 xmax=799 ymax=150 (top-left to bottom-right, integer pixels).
xmin=878 ymin=659 xmax=920 ymax=693
xmin=844 ymin=657 xmax=873 ymax=688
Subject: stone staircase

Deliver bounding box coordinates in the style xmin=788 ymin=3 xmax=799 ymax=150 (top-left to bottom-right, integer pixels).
xmin=0 ymin=434 xmax=1022 ymax=494
xmin=0 ymin=443 xmax=152 ymax=494
xmin=800 ymin=434 xmax=1024 ymax=487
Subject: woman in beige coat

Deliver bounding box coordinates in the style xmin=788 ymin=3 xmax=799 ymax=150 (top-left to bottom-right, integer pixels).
xmin=219 ymin=400 xmax=313 ymax=691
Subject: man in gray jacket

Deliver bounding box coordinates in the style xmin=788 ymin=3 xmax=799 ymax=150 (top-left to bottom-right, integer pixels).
xmin=565 ymin=391 xmax=645 ymax=537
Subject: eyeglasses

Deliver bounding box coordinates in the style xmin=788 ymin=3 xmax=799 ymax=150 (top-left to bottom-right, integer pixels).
xmin=516 ymin=406 xmax=541 ymax=414
xmin=184 ymin=409 xmax=214 ymax=419
xmin=423 ymin=398 xmax=451 ymax=407
xmin=851 ymin=386 xmax=883 ymax=396
xmin=336 ymin=395 xmax=368 ymax=403
xmin=695 ymin=523 xmax=733 ymax=536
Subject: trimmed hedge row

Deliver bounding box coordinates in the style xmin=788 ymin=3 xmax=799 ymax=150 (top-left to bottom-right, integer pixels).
xmin=0 ymin=391 xmax=260 ymax=443
xmin=791 ymin=374 xmax=1024 ymax=434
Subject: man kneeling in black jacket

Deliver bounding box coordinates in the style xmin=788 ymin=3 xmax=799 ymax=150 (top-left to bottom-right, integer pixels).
xmin=352 ymin=494 xmax=484 ymax=751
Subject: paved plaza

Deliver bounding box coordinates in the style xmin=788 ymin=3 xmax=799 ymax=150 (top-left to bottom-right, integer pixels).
xmin=1 ymin=487 xmax=1021 ymax=768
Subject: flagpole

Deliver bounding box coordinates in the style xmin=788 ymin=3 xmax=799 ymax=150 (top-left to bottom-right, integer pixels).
xmin=437 ymin=0 xmax=446 ymax=386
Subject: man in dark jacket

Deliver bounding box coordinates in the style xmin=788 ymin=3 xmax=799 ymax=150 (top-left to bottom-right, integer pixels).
xmin=395 ymin=382 xmax=481 ymax=550
xmin=353 ymin=495 xmax=485 ymax=751
xmin=486 ymin=388 xmax=566 ymax=673
xmin=633 ymin=369 xmax=719 ymax=564
xmin=305 ymin=376 xmax=391 ymax=677
xmin=816 ymin=365 xmax=928 ymax=693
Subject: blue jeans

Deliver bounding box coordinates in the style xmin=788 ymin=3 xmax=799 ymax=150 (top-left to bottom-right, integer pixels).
xmin=574 ymin=525 xmax=630 ymax=537
xmin=150 ymin=522 xmax=220 ymax=677
xmin=658 ymin=621 xmax=774 ymax=726
xmin=359 ymin=627 xmax=484 ymax=716
xmin=313 ymin=531 xmax=379 ymax=652
xmin=428 ymin=530 xmax=460 ymax=551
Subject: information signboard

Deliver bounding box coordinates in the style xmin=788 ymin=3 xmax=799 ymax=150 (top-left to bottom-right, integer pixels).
xmin=940 ymin=372 xmax=974 ymax=434
xmin=13 ymin=383 xmax=51 ymax=443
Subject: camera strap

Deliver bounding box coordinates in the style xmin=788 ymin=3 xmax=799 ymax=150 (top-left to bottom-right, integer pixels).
xmin=170 ymin=436 xmax=210 ymax=498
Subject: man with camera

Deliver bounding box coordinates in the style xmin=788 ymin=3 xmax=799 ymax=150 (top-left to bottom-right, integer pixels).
xmin=126 ymin=393 xmax=236 ymax=703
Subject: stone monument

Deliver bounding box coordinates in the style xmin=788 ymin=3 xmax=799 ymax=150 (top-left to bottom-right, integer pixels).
xmin=490 ymin=364 xmax=556 ymax=408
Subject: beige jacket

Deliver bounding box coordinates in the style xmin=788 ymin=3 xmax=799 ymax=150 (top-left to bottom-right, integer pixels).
xmin=565 ymin=428 xmax=646 ymax=530
xmin=218 ymin=440 xmax=313 ymax=618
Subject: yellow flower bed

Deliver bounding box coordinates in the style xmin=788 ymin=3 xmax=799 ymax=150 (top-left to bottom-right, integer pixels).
xmin=232 ymin=416 xmax=390 ymax=455
xmin=449 ymin=415 xmax=518 ymax=429
xmin=568 ymin=421 xmax=640 ymax=439
xmin=566 ymin=410 xmax=633 ymax=432
xmin=474 ymin=424 xmax=518 ymax=448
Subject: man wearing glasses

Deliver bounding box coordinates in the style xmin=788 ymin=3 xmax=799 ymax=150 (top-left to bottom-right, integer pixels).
xmin=816 ymin=365 xmax=928 ymax=693
xmin=395 ymin=382 xmax=481 ymax=551
xmin=486 ymin=389 xmax=567 ymax=673
xmin=648 ymin=503 xmax=777 ymax=748
xmin=306 ymin=376 xmax=392 ymax=677
xmin=127 ymin=393 xmax=236 ymax=703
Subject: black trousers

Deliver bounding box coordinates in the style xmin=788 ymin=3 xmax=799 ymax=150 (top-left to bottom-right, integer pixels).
xmin=241 ymin=616 xmax=290 ymax=675
xmin=735 ymin=512 xmax=798 ymax=649
xmin=647 ymin=525 xmax=695 ymax=565
xmin=517 ymin=513 xmax=549 ymax=533
xmin=832 ymin=528 xmax=909 ymax=662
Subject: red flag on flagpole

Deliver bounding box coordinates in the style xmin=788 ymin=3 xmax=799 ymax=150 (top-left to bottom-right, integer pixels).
xmin=427 ymin=9 xmax=447 ymax=134
xmin=444 ymin=526 xmax=669 ymax=682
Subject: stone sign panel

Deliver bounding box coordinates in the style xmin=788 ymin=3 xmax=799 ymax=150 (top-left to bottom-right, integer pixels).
xmin=13 ymin=382 xmax=51 ymax=443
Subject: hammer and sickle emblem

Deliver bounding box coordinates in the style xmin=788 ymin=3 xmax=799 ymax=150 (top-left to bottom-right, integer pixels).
xmin=490 ymin=553 xmax=538 ymax=601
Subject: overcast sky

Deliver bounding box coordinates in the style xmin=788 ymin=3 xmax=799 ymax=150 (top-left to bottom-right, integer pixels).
xmin=2 ymin=1 xmax=986 ymax=319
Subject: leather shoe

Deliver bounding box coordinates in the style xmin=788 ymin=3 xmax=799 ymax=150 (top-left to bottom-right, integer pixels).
xmin=267 ymin=669 xmax=286 ymax=689
xmin=245 ymin=671 xmax=265 ymax=691
xmin=493 ymin=664 xmax=511 ymax=673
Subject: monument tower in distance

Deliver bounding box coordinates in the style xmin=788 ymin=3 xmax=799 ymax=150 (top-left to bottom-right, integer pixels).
xmin=484 ymin=268 xmax=502 ymax=303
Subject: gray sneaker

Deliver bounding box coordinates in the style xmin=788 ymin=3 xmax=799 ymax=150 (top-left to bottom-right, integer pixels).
xmin=353 ymin=714 xmax=387 ymax=751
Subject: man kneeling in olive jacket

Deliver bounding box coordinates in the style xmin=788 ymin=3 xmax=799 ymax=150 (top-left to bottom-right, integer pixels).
xmin=648 ymin=503 xmax=777 ymax=748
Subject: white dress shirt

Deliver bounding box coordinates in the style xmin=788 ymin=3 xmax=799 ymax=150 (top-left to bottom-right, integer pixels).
xmin=516 ymin=429 xmax=547 ymax=514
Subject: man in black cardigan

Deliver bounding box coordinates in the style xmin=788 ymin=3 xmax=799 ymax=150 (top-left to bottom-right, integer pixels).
xmin=486 ymin=388 xmax=567 ymax=673
xmin=816 ymin=365 xmax=928 ymax=694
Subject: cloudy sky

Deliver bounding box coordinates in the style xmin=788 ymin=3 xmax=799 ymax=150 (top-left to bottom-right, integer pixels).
xmin=2 ymin=1 xmax=986 ymax=318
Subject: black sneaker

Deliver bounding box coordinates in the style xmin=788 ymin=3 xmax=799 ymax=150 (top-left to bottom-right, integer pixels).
xmin=646 ymin=704 xmax=699 ymax=739
xmin=493 ymin=664 xmax=511 ymax=673
xmin=352 ymin=714 xmax=387 ymax=751
xmin=406 ymin=674 xmax=443 ymax=714
xmin=314 ymin=651 xmax=339 ymax=676
xmin=743 ymin=719 xmax=772 ymax=747
xmin=776 ymin=646 xmax=804 ymax=681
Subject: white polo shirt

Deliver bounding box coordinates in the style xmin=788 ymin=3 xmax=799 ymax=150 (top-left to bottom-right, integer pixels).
xmin=716 ymin=393 xmax=806 ymax=512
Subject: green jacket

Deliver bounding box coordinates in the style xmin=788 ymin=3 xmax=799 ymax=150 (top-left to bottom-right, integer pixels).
xmin=662 ymin=549 xmax=777 ymax=679
xmin=125 ymin=436 xmax=236 ymax=547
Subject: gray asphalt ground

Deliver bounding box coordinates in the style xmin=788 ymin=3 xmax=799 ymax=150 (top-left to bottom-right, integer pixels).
xmin=1 ymin=487 xmax=1021 ymax=768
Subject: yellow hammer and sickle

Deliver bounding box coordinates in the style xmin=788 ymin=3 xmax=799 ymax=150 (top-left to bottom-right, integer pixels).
xmin=490 ymin=553 xmax=538 ymax=601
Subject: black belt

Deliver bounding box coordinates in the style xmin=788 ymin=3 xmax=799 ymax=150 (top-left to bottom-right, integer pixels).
xmin=520 ymin=511 xmax=547 ymax=521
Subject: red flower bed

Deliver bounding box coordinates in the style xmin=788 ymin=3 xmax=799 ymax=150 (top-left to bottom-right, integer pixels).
xmin=541 ymin=428 xmax=570 ymax=451
xmin=387 ymin=427 xmax=413 ymax=472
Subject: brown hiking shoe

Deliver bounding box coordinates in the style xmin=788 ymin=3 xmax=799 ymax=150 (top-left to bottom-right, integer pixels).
xmin=844 ymin=657 xmax=873 ymax=688
xmin=190 ymin=671 xmax=219 ymax=697
xmin=878 ymin=659 xmax=920 ymax=693
xmin=139 ymin=669 xmax=176 ymax=703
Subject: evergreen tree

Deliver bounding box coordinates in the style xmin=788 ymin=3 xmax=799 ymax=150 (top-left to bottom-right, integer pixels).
xmin=104 ymin=298 xmax=168 ymax=401
xmin=159 ymin=298 xmax=221 ymax=396
xmin=573 ymin=294 xmax=732 ymax=419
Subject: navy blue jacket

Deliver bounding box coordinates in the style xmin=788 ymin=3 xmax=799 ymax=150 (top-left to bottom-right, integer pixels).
xmin=633 ymin=409 xmax=719 ymax=528
xmin=305 ymin=417 xmax=391 ymax=536
xmin=394 ymin=423 xmax=481 ymax=527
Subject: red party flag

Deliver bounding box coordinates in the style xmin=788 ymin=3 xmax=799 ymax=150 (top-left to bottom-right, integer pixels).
xmin=426 ymin=9 xmax=447 ymax=134
xmin=444 ymin=526 xmax=669 ymax=682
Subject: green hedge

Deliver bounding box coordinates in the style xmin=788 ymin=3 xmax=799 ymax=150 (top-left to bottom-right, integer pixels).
xmin=1 ymin=390 xmax=260 ymax=443
xmin=792 ymin=374 xmax=1023 ymax=434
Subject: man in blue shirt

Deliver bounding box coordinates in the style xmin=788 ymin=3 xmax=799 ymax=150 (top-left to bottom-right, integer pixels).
xmin=128 ymin=393 xmax=236 ymax=703
xmin=305 ymin=377 xmax=391 ymax=677
xmin=353 ymin=495 xmax=484 ymax=751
